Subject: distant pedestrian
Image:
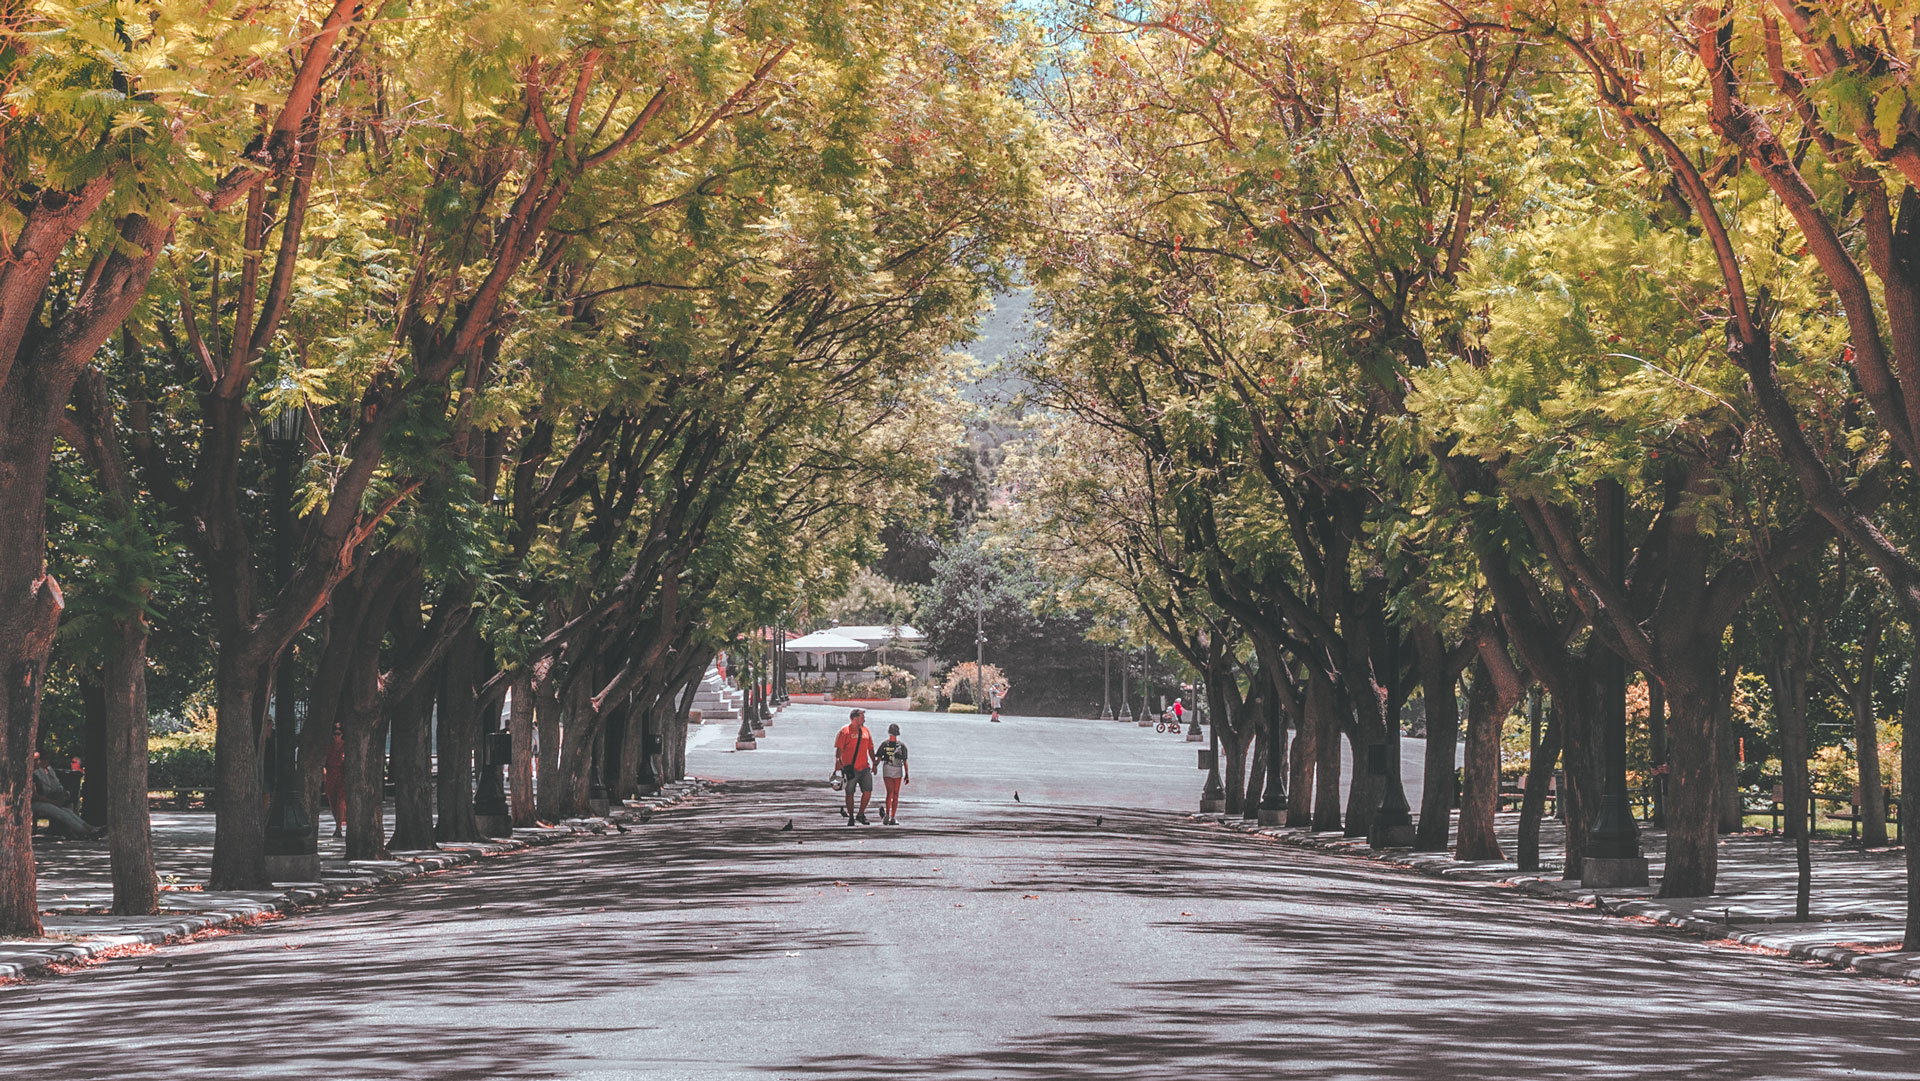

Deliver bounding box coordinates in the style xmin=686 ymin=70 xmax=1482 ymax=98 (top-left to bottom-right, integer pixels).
xmin=1171 ymin=699 xmax=1184 ymax=726
xmin=834 ymin=709 xmax=877 ymax=825
xmin=322 ymin=725 xmax=347 ymax=838
xmin=988 ymin=681 xmax=1006 ymax=722
xmin=875 ymin=723 xmax=910 ymax=825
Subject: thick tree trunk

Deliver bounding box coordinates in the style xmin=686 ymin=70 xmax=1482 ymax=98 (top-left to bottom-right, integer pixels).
xmin=1222 ymin=727 xmax=1250 ymax=817
xmin=208 ymin=652 xmax=270 ymax=889
xmin=1658 ymin=650 xmax=1723 ymax=899
xmin=1518 ymin=702 xmax=1562 ymax=874
xmin=1456 ymin=658 xmax=1504 ymax=861
xmin=508 ymin=674 xmax=536 ymax=827
xmin=555 ymin=676 xmax=599 ymax=818
xmin=1413 ymin=627 xmax=1461 ymax=852
xmin=104 ymin=620 xmax=157 ymax=915
xmin=535 ymin=667 xmax=564 ymax=821
xmin=1287 ymin=677 xmax=1316 ymax=828
xmin=341 ymin=617 xmax=391 ymax=861
xmin=1310 ymin=673 xmax=1342 ymax=833
xmin=1241 ymin=730 xmax=1266 ymax=820
xmin=386 ymin=677 xmax=436 ymax=851
xmin=1343 ymin=725 xmax=1381 ymax=839
xmin=0 ymin=409 xmax=68 ymax=935
xmin=608 ymin=701 xmax=635 ymax=801
xmin=434 ymin=627 xmax=484 ymax=842
xmin=1557 ymin=687 xmax=1598 ymax=880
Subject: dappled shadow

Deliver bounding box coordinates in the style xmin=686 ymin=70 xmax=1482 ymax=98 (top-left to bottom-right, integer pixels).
xmin=9 ymin=783 xmax=1920 ymax=1080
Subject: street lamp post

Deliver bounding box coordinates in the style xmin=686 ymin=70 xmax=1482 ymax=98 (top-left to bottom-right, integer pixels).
xmin=974 ymin=585 xmax=986 ymax=713
xmin=1259 ymin=682 xmax=1288 ymax=826
xmin=1200 ymin=713 xmax=1226 ymax=813
xmin=1100 ymin=647 xmax=1113 ymax=720
xmin=1117 ymin=639 xmax=1129 ymax=721
xmin=262 ymin=395 xmax=318 ymax=882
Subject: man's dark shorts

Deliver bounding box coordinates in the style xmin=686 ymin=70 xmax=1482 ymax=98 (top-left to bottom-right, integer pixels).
xmin=841 ymin=766 xmax=873 ymax=794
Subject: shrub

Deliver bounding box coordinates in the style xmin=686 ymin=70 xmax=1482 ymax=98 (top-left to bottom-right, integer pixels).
xmin=941 ymin=662 xmax=1007 ymax=706
xmin=909 ymin=685 xmax=939 ymax=712
xmin=786 ymin=676 xmax=827 ymax=694
xmin=149 ymin=715 xmax=216 ymax=792
xmin=946 ymin=703 xmax=978 ymax=714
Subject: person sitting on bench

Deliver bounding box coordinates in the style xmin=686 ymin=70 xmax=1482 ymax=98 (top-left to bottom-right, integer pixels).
xmin=32 ymin=752 xmax=102 ymax=839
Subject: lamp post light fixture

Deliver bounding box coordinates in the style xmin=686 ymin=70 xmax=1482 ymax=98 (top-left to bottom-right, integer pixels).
xmin=261 ymin=394 xmax=318 ymax=882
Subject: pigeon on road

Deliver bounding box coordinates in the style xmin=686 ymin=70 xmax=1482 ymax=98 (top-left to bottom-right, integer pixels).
xmin=1095 ymin=816 xmax=1103 ymax=827
xmin=1014 ymin=792 xmax=1021 ymax=802
xmin=780 ymin=819 xmax=794 ymax=831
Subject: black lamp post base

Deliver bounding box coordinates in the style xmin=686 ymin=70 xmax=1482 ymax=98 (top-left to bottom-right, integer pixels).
xmin=475 ymin=813 xmax=513 ymax=839
xmin=1258 ymin=806 xmax=1285 ymax=826
xmin=1368 ymin=820 xmax=1416 ymax=848
xmin=589 ymin=796 xmax=611 ymax=817
xmin=264 ymin=853 xmax=320 ymax=883
xmin=1581 ymin=855 xmax=1650 ymax=888
xmin=734 ymin=737 xmax=757 ymax=750
xmin=1199 ymin=797 xmax=1226 ymax=813
xmin=1185 ymin=725 xmax=1203 ymax=742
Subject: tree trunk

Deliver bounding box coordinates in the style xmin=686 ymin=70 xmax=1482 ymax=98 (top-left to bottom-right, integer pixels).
xmin=1343 ymin=724 xmax=1381 ymax=839
xmin=1557 ymin=686 xmax=1598 ymax=880
xmin=1456 ymin=658 xmax=1504 ymax=861
xmin=508 ymin=674 xmax=536 ymax=827
xmin=386 ymin=676 xmax=436 ymax=851
xmin=1901 ymin=639 xmax=1920 ymax=950
xmin=1287 ymin=676 xmax=1316 ymax=828
xmin=1518 ymin=701 xmax=1562 ymax=874
xmin=1413 ymin=627 xmax=1461 ymax=852
xmin=1715 ymin=662 xmax=1744 ymax=833
xmin=1648 ymin=677 xmax=1668 ymax=828
xmin=1657 ymin=649 xmax=1723 ymax=899
xmin=341 ymin=616 xmax=391 ymax=862
xmin=608 ymin=700 xmax=635 ymax=801
xmin=208 ymin=651 xmax=270 ymax=889
xmin=1310 ymin=672 xmax=1342 ymax=833
xmin=535 ymin=666 xmax=564 ymax=821
xmin=1851 ymin=618 xmax=1888 ymax=847
xmin=1242 ymin=729 xmax=1266 ymax=820
xmin=1222 ymin=728 xmax=1249 ymax=817
xmin=0 ymin=403 xmax=68 ymax=934
xmin=103 ymin=620 xmax=157 ymax=914
xmin=434 ymin=627 xmax=483 ymax=842
xmin=555 ymin=675 xmax=599 ymax=818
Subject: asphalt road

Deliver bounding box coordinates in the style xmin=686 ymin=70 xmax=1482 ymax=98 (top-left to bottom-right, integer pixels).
xmin=4 ymin=705 xmax=1919 ymax=1080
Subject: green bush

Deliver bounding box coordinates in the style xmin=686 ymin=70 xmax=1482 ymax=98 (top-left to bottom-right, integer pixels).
xmin=909 ymin=685 xmax=939 ymax=712
xmin=149 ymin=742 xmax=215 ymax=791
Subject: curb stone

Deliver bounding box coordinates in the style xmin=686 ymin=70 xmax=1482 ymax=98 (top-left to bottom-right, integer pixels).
xmin=1194 ymin=811 xmax=1920 ymax=984
xmin=0 ymin=779 xmax=714 ymax=983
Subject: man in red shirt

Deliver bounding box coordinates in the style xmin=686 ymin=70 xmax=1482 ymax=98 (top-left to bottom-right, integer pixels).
xmin=834 ymin=709 xmax=877 ymax=825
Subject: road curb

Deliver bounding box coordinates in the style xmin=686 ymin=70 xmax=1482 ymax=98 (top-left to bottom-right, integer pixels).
xmin=1195 ymin=812 xmax=1920 ymax=983
xmin=1 ymin=780 xmax=713 ymax=983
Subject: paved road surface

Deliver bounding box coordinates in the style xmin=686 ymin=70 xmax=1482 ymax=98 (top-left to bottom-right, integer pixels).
xmin=2 ymin=704 xmax=1916 ymax=1080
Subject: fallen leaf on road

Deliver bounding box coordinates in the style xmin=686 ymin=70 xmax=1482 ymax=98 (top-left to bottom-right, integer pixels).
xmin=1181 ymin=912 xmax=1193 ymax=916
xmin=1022 ymin=894 xmax=1039 ymax=900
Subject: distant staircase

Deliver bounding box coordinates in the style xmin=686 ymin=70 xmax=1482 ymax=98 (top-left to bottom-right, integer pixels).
xmin=688 ymin=664 xmax=741 ymax=723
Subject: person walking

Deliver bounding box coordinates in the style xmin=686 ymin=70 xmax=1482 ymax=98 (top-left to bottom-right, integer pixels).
xmin=833 ymin=708 xmax=877 ymax=825
xmin=875 ymin=723 xmax=910 ymax=825
xmin=322 ymin=725 xmax=347 ymax=838
xmin=988 ymin=682 xmax=1005 ymax=723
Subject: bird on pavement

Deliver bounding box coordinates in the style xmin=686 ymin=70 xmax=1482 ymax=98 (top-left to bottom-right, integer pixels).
xmin=780 ymin=819 xmax=794 ymax=831
xmin=1095 ymin=816 xmax=1103 ymax=827
xmin=614 ymin=823 xmax=629 ymax=833
xmin=1014 ymin=792 xmax=1021 ymax=802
